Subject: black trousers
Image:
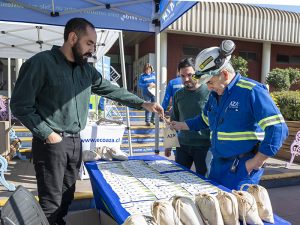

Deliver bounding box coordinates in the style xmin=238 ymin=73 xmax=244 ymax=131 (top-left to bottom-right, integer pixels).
xmin=32 ymin=136 xmax=82 ymax=225
xmin=175 ymin=145 xmax=209 ymax=176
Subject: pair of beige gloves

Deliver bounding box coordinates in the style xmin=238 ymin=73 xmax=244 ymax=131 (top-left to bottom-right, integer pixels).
xmin=82 ymin=146 xmax=128 ymax=162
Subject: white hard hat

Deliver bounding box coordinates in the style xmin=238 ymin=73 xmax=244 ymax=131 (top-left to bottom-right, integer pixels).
xmin=194 ymin=40 xmax=235 ymax=84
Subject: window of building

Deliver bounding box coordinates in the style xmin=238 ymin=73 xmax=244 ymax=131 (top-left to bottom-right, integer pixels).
xmin=290 ymin=56 xmax=300 ymax=65
xmin=239 ymin=51 xmax=257 ymax=61
xmin=276 ymin=54 xmax=300 ymax=65
xmin=182 ymin=46 xmax=203 ymax=58
xmin=276 ymin=54 xmax=289 ymax=64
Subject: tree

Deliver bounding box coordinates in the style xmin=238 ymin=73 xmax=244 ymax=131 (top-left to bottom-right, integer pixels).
xmin=266 ymin=68 xmax=290 ymax=91
xmin=231 ymin=55 xmax=248 ymax=77
xmin=287 ymin=67 xmax=300 ymax=85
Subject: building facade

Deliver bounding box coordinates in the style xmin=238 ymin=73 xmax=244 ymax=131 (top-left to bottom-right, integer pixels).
xmin=131 ymin=2 xmax=300 ymax=91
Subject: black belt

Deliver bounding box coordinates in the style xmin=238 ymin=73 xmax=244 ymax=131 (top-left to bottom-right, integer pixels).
xmin=220 ymin=151 xmax=254 ymax=161
xmin=57 ymin=132 xmax=80 ymax=138
xmin=220 ymin=142 xmax=260 ymax=161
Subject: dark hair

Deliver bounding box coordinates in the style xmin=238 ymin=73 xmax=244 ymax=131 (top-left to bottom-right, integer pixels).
xmin=64 ymin=18 xmax=95 ymax=41
xmin=177 ymin=58 xmax=195 ymax=71
xmin=143 ymin=63 xmax=154 ymax=73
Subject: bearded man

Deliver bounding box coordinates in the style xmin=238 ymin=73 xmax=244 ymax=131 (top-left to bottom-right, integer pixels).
xmin=164 ymin=58 xmax=211 ymax=176
xmin=10 ymin=18 xmax=163 ymax=225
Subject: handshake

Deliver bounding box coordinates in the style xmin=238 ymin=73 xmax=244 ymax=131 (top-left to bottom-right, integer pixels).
xmin=162 ymin=117 xmax=189 ymax=131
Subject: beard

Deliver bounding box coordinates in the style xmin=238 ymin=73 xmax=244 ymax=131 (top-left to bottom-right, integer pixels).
xmin=184 ymin=80 xmax=197 ymax=89
xmin=72 ymin=41 xmax=92 ymax=67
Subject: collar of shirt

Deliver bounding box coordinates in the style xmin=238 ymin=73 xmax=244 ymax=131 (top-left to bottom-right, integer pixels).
xmin=211 ymin=72 xmax=241 ymax=99
xmin=227 ymin=72 xmax=241 ymax=91
xmin=51 ymin=45 xmax=75 ymax=66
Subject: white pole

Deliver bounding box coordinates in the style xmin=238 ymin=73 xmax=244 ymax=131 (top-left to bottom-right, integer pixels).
xmin=7 ymin=58 xmax=11 ymax=127
xmin=119 ymin=31 xmax=133 ymax=156
xmin=261 ymin=42 xmax=271 ymax=84
xmin=15 ymin=59 xmax=23 ymax=79
xmin=102 ymin=57 xmax=105 ymax=118
xmin=160 ymin=32 xmax=168 ymax=102
xmin=155 ymin=27 xmax=161 ymax=153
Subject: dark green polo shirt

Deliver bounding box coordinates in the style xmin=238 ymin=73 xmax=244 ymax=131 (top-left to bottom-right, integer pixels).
xmin=10 ymin=46 xmax=144 ymax=140
xmin=171 ymin=85 xmax=210 ymax=147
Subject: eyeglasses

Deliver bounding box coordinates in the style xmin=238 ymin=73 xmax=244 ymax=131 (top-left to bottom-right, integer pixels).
xmin=192 ymin=68 xmax=221 ymax=80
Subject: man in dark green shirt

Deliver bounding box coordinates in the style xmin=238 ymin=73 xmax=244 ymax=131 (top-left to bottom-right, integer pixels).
xmin=165 ymin=58 xmax=210 ymax=176
xmin=10 ymin=18 xmax=163 ymax=225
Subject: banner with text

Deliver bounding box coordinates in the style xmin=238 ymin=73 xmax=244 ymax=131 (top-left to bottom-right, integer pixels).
xmin=80 ymin=124 xmax=126 ymax=151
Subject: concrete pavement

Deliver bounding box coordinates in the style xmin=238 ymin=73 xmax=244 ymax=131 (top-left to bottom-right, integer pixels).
xmin=268 ymin=185 xmax=300 ymax=224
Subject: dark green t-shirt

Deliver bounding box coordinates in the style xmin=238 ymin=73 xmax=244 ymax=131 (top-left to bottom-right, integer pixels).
xmin=171 ymin=85 xmax=210 ymax=147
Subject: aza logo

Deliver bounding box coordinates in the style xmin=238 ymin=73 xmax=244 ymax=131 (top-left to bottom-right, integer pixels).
xmin=228 ymin=101 xmax=239 ymax=109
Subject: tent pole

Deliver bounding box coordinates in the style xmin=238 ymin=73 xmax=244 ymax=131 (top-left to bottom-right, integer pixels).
xmin=118 ymin=31 xmax=133 ymax=156
xmin=101 ymin=57 xmax=105 ymax=118
xmin=154 ymin=27 xmax=161 ymax=153
xmin=7 ymin=58 xmax=11 ymax=128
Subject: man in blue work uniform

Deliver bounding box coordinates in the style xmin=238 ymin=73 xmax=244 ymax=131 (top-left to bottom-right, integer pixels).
xmin=171 ymin=40 xmax=288 ymax=190
xmin=161 ymin=75 xmax=183 ymax=112
xmin=138 ymin=63 xmax=156 ymax=126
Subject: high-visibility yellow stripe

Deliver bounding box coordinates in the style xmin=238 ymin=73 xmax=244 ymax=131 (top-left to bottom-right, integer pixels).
xmin=239 ymin=79 xmax=256 ymax=86
xmin=217 ymin=131 xmax=265 ymax=141
xmin=236 ymin=83 xmax=252 ymax=90
xmin=202 ymin=111 xmax=209 ymax=126
xmin=236 ymin=80 xmax=256 ymax=90
xmin=258 ymin=114 xmax=285 ymax=130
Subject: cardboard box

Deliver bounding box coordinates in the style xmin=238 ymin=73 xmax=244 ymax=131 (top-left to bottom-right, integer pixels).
xmin=100 ymin=210 xmax=118 ymax=225
xmin=66 ymin=209 xmax=100 ymax=225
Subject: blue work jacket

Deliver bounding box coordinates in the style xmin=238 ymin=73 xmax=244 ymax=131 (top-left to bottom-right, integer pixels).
xmin=186 ymin=73 xmax=288 ymax=158
xmin=138 ymin=72 xmax=156 ymax=97
xmin=161 ymin=77 xmax=184 ymax=111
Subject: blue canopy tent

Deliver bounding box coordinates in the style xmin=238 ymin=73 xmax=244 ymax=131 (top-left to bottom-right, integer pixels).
xmin=0 ymin=0 xmax=197 ymax=155
xmin=0 ymin=0 xmax=300 ymax=155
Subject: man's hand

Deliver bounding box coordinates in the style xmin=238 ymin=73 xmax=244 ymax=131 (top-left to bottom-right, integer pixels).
xmin=170 ymin=121 xmax=189 ymax=131
xmin=148 ymin=83 xmax=156 ymax=88
xmin=142 ymin=102 xmax=164 ymax=118
xmin=245 ymin=152 xmax=268 ymax=174
xmin=46 ymin=132 xmax=62 ymax=144
xmin=165 ymin=148 xmax=172 ymax=157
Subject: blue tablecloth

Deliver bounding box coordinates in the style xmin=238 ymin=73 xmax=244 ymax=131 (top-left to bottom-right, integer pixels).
xmin=85 ymin=155 xmax=291 ymax=225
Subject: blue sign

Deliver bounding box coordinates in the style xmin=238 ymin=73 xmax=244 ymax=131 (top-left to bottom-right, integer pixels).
xmin=95 ymin=56 xmax=111 ymax=81
xmin=159 ymin=0 xmax=197 ymax=31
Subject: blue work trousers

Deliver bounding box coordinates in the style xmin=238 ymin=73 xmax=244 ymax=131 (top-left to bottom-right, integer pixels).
xmin=209 ymin=155 xmax=264 ymax=190
xmin=142 ymin=91 xmax=155 ymax=123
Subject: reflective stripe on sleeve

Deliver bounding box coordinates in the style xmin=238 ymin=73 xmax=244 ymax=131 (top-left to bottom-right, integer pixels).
xmin=202 ymin=111 xmax=209 ymax=126
xmin=236 ymin=80 xmax=256 ymax=90
xmin=258 ymin=114 xmax=285 ymax=130
xmin=217 ymin=131 xmax=265 ymax=141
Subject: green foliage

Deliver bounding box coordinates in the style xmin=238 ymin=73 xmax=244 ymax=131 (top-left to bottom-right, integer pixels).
xmin=266 ymin=68 xmax=290 ymax=91
xmin=231 ymin=55 xmax=248 ymax=77
xmin=266 ymin=67 xmax=300 ymax=91
xmin=287 ymin=67 xmax=300 ymax=85
xmin=272 ymin=91 xmax=300 ymax=121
